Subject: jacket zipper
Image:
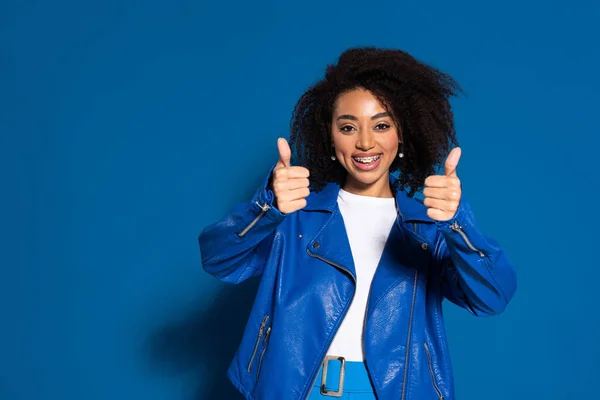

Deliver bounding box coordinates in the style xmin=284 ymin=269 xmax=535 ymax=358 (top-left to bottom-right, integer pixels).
xmin=362 ymin=266 xmax=375 ymax=397
xmin=255 ymin=326 xmax=271 ymax=381
xmin=424 ymin=342 xmax=444 ymax=400
xmin=361 ymin=218 xmax=411 ymax=400
xmin=304 ymin=250 xmax=356 ymax=400
xmin=237 ymin=202 xmax=271 ymax=238
xmin=449 ymin=221 xmax=484 ymax=257
xmin=400 ymin=270 xmax=418 ymax=400
xmin=400 ymin=223 xmax=420 ymax=400
xmin=247 ymin=315 xmax=269 ymax=373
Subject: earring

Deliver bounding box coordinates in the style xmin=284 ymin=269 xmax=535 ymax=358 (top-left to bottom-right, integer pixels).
xmin=331 ymin=147 xmax=336 ymax=161
xmin=331 ymin=155 xmax=336 ymax=161
xmin=398 ymin=142 xmax=404 ymax=158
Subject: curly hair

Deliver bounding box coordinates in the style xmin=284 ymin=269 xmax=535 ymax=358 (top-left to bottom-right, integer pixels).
xmin=289 ymin=47 xmax=463 ymax=197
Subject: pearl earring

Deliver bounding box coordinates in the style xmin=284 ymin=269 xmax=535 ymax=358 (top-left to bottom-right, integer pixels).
xmin=331 ymin=155 xmax=336 ymax=161
xmin=398 ymin=141 xmax=404 ymax=158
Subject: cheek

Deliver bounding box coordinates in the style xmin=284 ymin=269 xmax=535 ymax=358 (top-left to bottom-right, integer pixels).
xmin=382 ymin=136 xmax=399 ymax=154
xmin=332 ymin=135 xmax=352 ymax=154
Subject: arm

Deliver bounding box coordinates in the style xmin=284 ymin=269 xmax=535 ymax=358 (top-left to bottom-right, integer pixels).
xmin=435 ymin=199 xmax=517 ymax=316
xmin=198 ymin=169 xmax=286 ymax=284
xmin=200 ymin=138 xmax=310 ymax=284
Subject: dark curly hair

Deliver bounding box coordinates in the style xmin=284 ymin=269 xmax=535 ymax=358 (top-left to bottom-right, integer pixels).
xmin=289 ymin=47 xmax=463 ymax=197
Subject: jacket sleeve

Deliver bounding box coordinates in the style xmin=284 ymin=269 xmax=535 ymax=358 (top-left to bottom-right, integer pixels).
xmin=434 ymin=198 xmax=517 ymax=316
xmin=198 ymin=167 xmax=286 ymax=284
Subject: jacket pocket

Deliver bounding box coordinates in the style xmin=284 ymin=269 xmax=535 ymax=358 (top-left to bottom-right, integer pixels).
xmin=449 ymin=220 xmax=484 ymax=257
xmin=424 ymin=342 xmax=444 ymax=400
xmin=255 ymin=326 xmax=271 ymax=381
xmin=237 ymin=202 xmax=271 ymax=237
xmin=247 ymin=315 xmax=270 ymax=373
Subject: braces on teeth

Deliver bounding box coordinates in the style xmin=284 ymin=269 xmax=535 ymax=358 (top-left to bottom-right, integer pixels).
xmin=354 ymin=155 xmax=381 ymax=163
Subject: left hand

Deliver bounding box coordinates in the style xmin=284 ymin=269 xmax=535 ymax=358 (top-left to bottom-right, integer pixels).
xmin=423 ymin=147 xmax=462 ymax=221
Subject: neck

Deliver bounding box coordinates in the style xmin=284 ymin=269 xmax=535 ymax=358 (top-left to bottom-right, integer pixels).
xmin=342 ymin=175 xmax=394 ymax=198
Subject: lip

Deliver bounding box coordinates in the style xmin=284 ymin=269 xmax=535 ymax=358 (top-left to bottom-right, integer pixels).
xmin=351 ymin=154 xmax=383 ymax=171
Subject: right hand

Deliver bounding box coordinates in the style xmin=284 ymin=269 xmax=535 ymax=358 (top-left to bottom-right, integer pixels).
xmin=271 ymin=138 xmax=310 ymax=214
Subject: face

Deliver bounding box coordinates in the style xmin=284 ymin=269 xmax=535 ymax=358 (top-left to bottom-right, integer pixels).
xmin=331 ymin=88 xmax=400 ymax=197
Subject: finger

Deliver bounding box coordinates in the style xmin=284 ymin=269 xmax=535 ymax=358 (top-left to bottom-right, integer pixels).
xmin=285 ymin=166 xmax=310 ymax=179
xmin=280 ymin=198 xmax=307 ymax=214
xmin=444 ymin=147 xmax=462 ymax=177
xmin=423 ymin=187 xmax=460 ymax=201
xmin=274 ymin=178 xmax=310 ymax=194
xmin=276 ymin=137 xmax=292 ymax=168
xmin=272 ymin=168 xmax=309 ymax=186
xmin=287 ymin=187 xmax=311 ymax=201
xmin=424 ymin=175 xmax=460 ymax=189
xmin=426 ymin=208 xmax=452 ymax=221
xmin=287 ymin=178 xmax=310 ymax=190
xmin=423 ymin=197 xmax=456 ymax=212
xmin=424 ymin=175 xmax=448 ymax=188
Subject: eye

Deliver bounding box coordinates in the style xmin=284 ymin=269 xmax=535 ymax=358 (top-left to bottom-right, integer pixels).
xmin=375 ymin=123 xmax=391 ymax=130
xmin=340 ymin=125 xmax=355 ymax=133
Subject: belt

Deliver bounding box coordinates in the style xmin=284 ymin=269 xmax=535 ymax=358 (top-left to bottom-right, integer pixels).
xmin=316 ymin=355 xmax=373 ymax=397
xmin=320 ymin=355 xmax=346 ymax=397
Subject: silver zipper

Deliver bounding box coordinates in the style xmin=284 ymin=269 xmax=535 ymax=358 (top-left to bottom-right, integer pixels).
xmin=247 ymin=315 xmax=269 ymax=373
xmin=237 ymin=202 xmax=271 ymax=238
xmin=449 ymin=221 xmax=484 ymax=257
xmin=401 ymin=269 xmax=419 ymax=400
xmin=362 ymin=270 xmax=376 ymax=397
xmin=255 ymin=326 xmax=271 ymax=381
xmin=424 ymin=342 xmax=444 ymax=400
xmin=401 ymin=222 xmax=419 ymax=400
xmin=303 ymin=249 xmax=356 ymax=400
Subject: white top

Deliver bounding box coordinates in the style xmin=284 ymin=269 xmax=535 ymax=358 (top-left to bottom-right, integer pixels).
xmin=325 ymin=189 xmax=397 ymax=361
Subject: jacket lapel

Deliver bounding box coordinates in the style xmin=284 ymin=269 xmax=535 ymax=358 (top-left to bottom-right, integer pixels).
xmin=366 ymin=219 xmax=427 ymax=316
xmin=302 ymin=174 xmax=434 ymax=290
xmin=304 ymin=175 xmax=435 ymax=223
xmin=306 ymin=208 xmax=357 ymax=282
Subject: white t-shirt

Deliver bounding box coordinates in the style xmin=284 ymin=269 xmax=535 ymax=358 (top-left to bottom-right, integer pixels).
xmin=326 ymin=188 xmax=397 ymax=361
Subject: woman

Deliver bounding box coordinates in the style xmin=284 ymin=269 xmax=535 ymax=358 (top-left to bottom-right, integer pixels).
xmin=198 ymin=47 xmax=516 ymax=400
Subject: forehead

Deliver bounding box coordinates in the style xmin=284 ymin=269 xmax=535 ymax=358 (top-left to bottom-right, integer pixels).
xmin=333 ymin=88 xmax=386 ymax=114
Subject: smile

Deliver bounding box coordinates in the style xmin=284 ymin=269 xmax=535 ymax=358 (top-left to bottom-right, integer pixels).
xmin=350 ymin=154 xmax=383 ymax=171
xmin=352 ymin=154 xmax=382 ymax=164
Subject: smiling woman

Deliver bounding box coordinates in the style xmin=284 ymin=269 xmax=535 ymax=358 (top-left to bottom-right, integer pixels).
xmin=289 ymin=47 xmax=462 ymax=200
xmin=330 ymin=89 xmax=400 ymax=198
xmin=198 ymin=47 xmax=517 ymax=400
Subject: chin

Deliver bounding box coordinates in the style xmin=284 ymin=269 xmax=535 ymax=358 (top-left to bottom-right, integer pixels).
xmin=348 ymin=171 xmax=387 ymax=186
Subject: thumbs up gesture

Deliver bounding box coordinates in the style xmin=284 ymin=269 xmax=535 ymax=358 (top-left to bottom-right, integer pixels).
xmin=271 ymin=138 xmax=311 ymax=214
xmin=423 ymin=147 xmax=462 ymax=221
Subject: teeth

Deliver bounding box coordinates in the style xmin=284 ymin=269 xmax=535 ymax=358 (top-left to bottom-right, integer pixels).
xmin=354 ymin=155 xmax=381 ymax=163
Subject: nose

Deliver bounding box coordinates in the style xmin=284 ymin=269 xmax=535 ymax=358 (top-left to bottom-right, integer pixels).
xmin=356 ymin=131 xmax=375 ymax=151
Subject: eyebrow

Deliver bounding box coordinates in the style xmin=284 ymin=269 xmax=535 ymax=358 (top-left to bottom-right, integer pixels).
xmin=336 ymin=112 xmax=391 ymax=121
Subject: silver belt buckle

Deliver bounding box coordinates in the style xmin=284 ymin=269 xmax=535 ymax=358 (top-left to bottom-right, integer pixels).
xmin=320 ymin=355 xmax=346 ymax=397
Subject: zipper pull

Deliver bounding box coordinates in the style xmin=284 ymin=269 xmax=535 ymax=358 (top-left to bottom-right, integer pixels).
xmin=258 ymin=315 xmax=269 ymax=337
xmin=448 ymin=220 xmax=484 ymax=257
xmin=256 ymin=201 xmax=271 ymax=212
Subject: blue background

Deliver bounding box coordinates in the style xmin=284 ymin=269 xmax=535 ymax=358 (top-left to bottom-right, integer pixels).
xmin=2 ymin=0 xmax=598 ymax=399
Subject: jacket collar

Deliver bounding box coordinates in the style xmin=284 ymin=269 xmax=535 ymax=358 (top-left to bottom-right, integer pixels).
xmin=304 ymin=175 xmax=435 ymax=223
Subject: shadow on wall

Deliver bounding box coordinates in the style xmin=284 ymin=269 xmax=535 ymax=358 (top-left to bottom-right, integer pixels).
xmin=148 ymin=278 xmax=260 ymax=400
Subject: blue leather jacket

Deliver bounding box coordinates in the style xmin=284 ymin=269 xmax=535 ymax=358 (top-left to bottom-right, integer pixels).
xmin=198 ymin=171 xmax=517 ymax=400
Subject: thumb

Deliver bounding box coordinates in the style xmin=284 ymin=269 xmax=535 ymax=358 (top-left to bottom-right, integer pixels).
xmin=444 ymin=147 xmax=461 ymax=177
xmin=276 ymin=137 xmax=292 ymax=168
